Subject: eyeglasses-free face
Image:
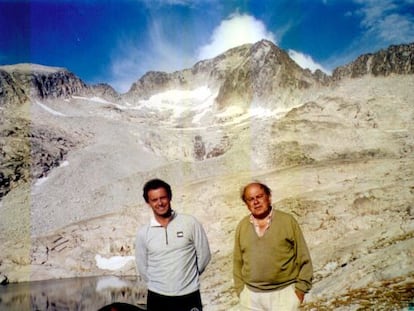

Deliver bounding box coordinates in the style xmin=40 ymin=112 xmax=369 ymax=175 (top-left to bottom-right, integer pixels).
xmin=243 ymin=184 xmax=272 ymax=219
xmin=147 ymin=187 xmax=172 ymax=218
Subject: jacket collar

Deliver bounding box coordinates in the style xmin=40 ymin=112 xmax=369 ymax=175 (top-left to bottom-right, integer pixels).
xmin=150 ymin=209 xmax=176 ymax=227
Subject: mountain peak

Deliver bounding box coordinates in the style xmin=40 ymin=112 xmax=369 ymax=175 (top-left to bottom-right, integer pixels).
xmin=0 ymin=63 xmax=88 ymax=105
xmin=214 ymin=39 xmax=320 ymax=109
xmin=126 ymin=39 xmax=321 ymax=110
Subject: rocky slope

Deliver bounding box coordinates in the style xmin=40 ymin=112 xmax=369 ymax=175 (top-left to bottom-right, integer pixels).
xmin=0 ymin=41 xmax=413 ymax=310
xmin=0 ymin=65 xmax=121 ymax=199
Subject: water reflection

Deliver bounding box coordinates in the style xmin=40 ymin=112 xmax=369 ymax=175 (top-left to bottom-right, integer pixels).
xmin=0 ymin=275 xmax=147 ymax=310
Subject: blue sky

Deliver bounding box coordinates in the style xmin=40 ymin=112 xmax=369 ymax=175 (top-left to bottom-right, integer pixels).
xmin=1 ymin=0 xmax=413 ymax=93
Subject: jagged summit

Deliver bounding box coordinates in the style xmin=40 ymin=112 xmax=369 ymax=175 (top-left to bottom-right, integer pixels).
xmin=333 ymin=42 xmax=414 ymax=80
xmin=125 ymin=42 xmax=258 ymax=99
xmin=214 ymin=39 xmax=320 ymax=108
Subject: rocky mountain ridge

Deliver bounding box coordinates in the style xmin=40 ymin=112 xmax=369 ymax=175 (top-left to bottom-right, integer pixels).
xmin=2 ymin=40 xmax=413 ymax=107
xmin=0 ymin=63 xmax=118 ymax=107
xmin=332 ymin=42 xmax=414 ymax=80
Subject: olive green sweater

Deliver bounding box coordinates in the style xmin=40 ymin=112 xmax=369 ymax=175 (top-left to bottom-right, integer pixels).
xmin=233 ymin=209 xmax=313 ymax=296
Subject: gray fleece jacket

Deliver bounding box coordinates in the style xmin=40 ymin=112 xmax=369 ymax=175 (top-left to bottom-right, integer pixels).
xmin=135 ymin=211 xmax=211 ymax=296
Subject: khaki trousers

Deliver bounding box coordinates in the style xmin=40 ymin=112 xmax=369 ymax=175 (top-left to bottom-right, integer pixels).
xmin=239 ymin=284 xmax=300 ymax=311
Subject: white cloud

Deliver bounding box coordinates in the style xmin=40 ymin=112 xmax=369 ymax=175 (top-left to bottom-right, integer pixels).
xmin=197 ymin=13 xmax=277 ymax=61
xmin=355 ymin=0 xmax=414 ymax=45
xmin=376 ymin=13 xmax=414 ymax=42
xmin=108 ymin=42 xmax=145 ymax=93
xmin=324 ymin=0 xmax=414 ymax=71
xmin=138 ymin=0 xmax=194 ymax=6
xmin=109 ymin=19 xmax=195 ymax=93
xmin=288 ymin=50 xmax=331 ymax=74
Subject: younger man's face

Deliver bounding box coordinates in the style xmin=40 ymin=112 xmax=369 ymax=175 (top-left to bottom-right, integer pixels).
xmin=147 ymin=187 xmax=172 ymax=218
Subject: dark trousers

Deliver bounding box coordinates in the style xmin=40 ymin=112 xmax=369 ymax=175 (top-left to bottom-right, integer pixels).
xmin=147 ymin=290 xmax=203 ymax=311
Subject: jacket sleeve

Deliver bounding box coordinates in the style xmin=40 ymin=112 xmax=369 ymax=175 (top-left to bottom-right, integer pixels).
xmin=135 ymin=227 xmax=149 ymax=284
xmin=193 ymin=219 xmax=211 ymax=274
xmin=233 ymin=223 xmax=244 ymax=296
xmin=293 ymin=218 xmax=313 ymax=293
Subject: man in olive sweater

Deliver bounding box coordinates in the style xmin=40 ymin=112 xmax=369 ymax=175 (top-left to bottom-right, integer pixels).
xmin=233 ymin=182 xmax=313 ymax=310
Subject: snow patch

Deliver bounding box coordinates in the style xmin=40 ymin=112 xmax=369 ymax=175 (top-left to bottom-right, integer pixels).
xmin=323 ymin=261 xmax=338 ymax=273
xmin=35 ymin=176 xmax=49 ymax=187
xmin=72 ymin=96 xmax=112 ymax=104
xmin=59 ymin=160 xmax=69 ymax=167
xmin=138 ymin=86 xmax=214 ymax=118
xmin=95 ymin=254 xmax=135 ymax=271
xmin=34 ymin=161 xmax=69 ymax=187
xmin=35 ymin=101 xmax=67 ymax=117
xmin=249 ymin=106 xmax=274 ymax=118
xmin=216 ymin=105 xmax=244 ymax=118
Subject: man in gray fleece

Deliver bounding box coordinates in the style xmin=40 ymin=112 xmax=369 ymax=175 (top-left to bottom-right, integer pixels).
xmin=234 ymin=182 xmax=313 ymax=311
xmin=135 ymin=178 xmax=211 ymax=311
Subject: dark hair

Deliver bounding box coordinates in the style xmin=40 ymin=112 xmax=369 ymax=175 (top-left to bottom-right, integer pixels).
xmin=143 ymin=179 xmax=172 ymax=203
xmin=241 ymin=182 xmax=271 ymax=202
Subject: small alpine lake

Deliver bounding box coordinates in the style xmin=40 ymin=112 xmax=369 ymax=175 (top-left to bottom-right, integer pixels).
xmin=0 ymin=275 xmax=147 ymax=310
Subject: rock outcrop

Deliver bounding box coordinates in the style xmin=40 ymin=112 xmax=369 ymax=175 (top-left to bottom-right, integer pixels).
xmin=0 ymin=64 xmax=88 ymax=104
xmin=89 ymin=83 xmax=121 ymax=101
xmin=0 ymin=64 xmax=87 ymax=199
xmin=0 ymin=117 xmax=79 ymax=198
xmin=0 ymin=69 xmax=29 ymax=107
xmin=333 ymin=42 xmax=414 ymax=80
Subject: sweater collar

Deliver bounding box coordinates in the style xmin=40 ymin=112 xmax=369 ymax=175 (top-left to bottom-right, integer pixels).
xmin=150 ymin=209 xmax=176 ymax=227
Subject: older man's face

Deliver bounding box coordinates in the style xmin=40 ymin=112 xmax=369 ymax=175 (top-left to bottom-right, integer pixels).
xmin=244 ymin=184 xmax=272 ymax=219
